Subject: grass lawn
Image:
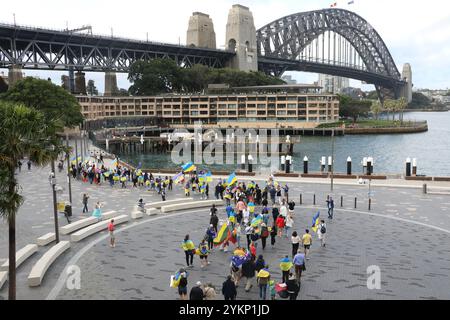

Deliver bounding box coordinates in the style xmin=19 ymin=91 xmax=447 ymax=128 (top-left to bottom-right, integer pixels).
xmin=317 ymin=119 xmax=424 ymax=128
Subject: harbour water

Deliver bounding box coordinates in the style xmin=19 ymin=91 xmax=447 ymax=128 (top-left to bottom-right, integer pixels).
xmin=117 ymin=112 xmax=450 ymax=176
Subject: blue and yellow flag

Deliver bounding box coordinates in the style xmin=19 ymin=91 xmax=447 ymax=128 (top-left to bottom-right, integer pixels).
xmin=182 ymin=162 xmax=196 ymax=173
xmin=311 ymin=211 xmax=320 ymax=233
xmin=226 ymin=172 xmax=237 ymax=186
xmin=279 ymin=257 xmax=293 ymax=271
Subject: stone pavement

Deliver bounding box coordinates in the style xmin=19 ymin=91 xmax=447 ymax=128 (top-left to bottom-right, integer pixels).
xmin=1 ymin=152 xmax=450 ymax=300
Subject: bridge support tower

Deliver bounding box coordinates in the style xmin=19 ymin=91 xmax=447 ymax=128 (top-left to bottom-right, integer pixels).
xmin=186 ymin=12 xmax=216 ymax=49
xmin=8 ymin=64 xmax=23 ymax=87
xmin=104 ymin=71 xmax=118 ymax=96
xmin=74 ymin=71 xmax=87 ymax=95
xmin=401 ymin=63 xmax=413 ymax=103
xmin=225 ymin=4 xmax=257 ymax=72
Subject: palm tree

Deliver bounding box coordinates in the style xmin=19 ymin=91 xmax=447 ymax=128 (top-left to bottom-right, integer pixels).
xmin=397 ymin=97 xmax=408 ymax=123
xmin=0 ymin=101 xmax=64 ymax=300
xmin=370 ymin=100 xmax=383 ymax=120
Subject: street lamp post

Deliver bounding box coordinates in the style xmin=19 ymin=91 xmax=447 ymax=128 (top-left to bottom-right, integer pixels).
xmin=49 ymin=159 xmax=60 ymax=244
xmin=65 ymin=133 xmax=72 ymax=205
xmin=331 ymin=129 xmax=335 ymax=192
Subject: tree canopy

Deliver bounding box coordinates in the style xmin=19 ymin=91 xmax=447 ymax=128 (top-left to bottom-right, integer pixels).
xmin=0 ymin=77 xmax=83 ymax=127
xmin=128 ymin=58 xmax=284 ymax=95
xmin=338 ymin=94 xmax=372 ymax=123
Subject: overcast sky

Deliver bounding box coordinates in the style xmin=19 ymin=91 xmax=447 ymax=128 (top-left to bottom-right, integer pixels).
xmin=1 ymin=0 xmax=449 ymax=92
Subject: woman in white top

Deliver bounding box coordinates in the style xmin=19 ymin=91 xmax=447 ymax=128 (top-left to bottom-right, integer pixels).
xmin=280 ymin=204 xmax=288 ymax=218
xmin=317 ymin=220 xmax=326 ymax=247
xmin=291 ymin=231 xmax=302 ymax=258
xmin=285 ymin=214 xmax=294 ymax=238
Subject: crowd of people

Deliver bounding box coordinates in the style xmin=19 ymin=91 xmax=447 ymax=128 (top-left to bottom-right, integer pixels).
xmin=172 ymin=174 xmax=331 ymax=301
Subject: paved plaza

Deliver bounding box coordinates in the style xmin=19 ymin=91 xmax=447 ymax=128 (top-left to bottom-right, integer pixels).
xmin=1 ymin=158 xmax=450 ymax=300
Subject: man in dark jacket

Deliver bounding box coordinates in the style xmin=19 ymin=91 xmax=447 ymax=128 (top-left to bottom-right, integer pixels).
xmin=241 ymin=259 xmax=256 ymax=292
xmin=210 ymin=213 xmax=219 ymax=233
xmin=286 ymin=273 xmax=300 ymax=300
xmin=190 ymin=281 xmax=205 ymax=300
xmin=222 ymin=275 xmax=237 ymax=300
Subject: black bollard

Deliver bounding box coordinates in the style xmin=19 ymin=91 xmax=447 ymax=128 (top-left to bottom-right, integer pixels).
xmin=354 ymin=197 xmax=357 ymax=209
xmin=347 ymin=157 xmax=352 ymax=175
xmin=341 ymin=195 xmax=343 ymax=207
xmin=286 ymin=156 xmax=291 ymax=174
xmin=300 ymin=194 xmax=302 ymax=205
xmin=405 ymin=158 xmax=411 ymax=177
xmin=313 ymin=194 xmax=316 ymax=205
xmin=368 ymin=198 xmax=372 ymax=211
xmin=303 ymin=156 xmax=308 ymax=174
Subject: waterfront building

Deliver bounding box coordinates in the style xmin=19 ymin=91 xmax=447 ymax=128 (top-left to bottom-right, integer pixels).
xmin=77 ymin=84 xmax=339 ymax=129
xmin=318 ymin=74 xmax=349 ymax=94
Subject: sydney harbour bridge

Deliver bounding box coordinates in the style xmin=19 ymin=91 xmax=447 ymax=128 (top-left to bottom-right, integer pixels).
xmin=0 ymin=5 xmax=412 ymax=102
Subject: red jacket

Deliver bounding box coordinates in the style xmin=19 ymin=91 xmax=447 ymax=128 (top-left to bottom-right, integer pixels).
xmin=276 ymin=216 xmax=285 ymax=228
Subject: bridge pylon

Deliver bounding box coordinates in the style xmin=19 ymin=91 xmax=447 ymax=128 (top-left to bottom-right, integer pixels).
xmin=225 ymin=4 xmax=257 ymax=72
xmin=8 ymin=64 xmax=23 ymax=87
xmin=104 ymin=71 xmax=118 ymax=96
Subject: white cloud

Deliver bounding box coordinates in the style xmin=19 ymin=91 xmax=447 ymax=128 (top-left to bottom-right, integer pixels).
xmin=1 ymin=0 xmax=449 ymax=90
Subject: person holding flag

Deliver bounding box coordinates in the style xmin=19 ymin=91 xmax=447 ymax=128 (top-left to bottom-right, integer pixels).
xmin=181 ymin=235 xmax=196 ymax=268
xmin=256 ymin=265 xmax=271 ymax=300
xmin=279 ymin=255 xmax=293 ymax=284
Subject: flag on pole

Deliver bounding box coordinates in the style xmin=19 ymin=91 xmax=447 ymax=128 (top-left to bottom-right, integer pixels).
xmin=311 ymin=211 xmax=321 ymax=233
xmin=181 ymin=162 xmax=196 ymax=173
xmin=213 ymin=223 xmax=230 ymax=246
xmin=226 ymin=172 xmax=237 ymax=186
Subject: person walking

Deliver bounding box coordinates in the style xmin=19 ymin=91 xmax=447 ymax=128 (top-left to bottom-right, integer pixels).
xmin=182 ymin=235 xmax=195 ymax=268
xmin=82 ymin=193 xmax=89 ymax=214
xmin=276 ymin=215 xmax=285 ymax=237
xmin=270 ymin=224 xmax=277 ymax=247
xmin=210 ymin=212 xmax=219 ymax=234
xmin=92 ymin=202 xmax=102 ymax=220
xmin=288 ymin=200 xmax=295 ymax=216
xmin=178 ymin=271 xmax=188 ymax=300
xmin=255 ymin=255 xmax=265 ymax=273
xmin=190 ymin=281 xmax=204 ymax=300
xmin=326 ymin=196 xmax=334 ymax=219
xmin=206 ymin=225 xmax=216 ymax=250
xmin=198 ymin=240 xmax=210 ymax=268
xmin=286 ymin=273 xmax=300 ymax=300
xmin=291 ymin=231 xmax=301 ymax=258
xmin=241 ymin=258 xmax=256 ymax=292
xmin=245 ymin=224 xmax=253 ymax=250
xmin=285 ymin=214 xmax=294 ymax=238
xmin=18 ymin=160 xmax=22 ymax=172
xmin=256 ymin=265 xmax=271 ymax=300
xmin=318 ymin=220 xmax=327 ymax=247
xmin=27 ymin=160 xmax=32 ymax=171
xmin=161 ymin=188 xmax=166 ymax=201
xmin=280 ymin=255 xmax=293 ymax=284
xmin=302 ymin=229 xmax=312 ymax=260
xmin=293 ymin=250 xmax=306 ymax=283
xmin=203 ymin=283 xmax=217 ymax=300
xmin=222 ymin=275 xmax=237 ymax=300
xmin=108 ymin=219 xmax=115 ymax=248
xmin=260 ymin=223 xmax=269 ymax=250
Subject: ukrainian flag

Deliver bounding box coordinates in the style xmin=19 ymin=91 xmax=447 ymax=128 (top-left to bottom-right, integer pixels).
xmin=173 ymin=172 xmax=184 ymax=184
xmin=257 ymin=269 xmax=270 ymax=278
xmin=71 ymin=156 xmax=81 ymax=164
xmin=251 ymin=215 xmax=262 ymax=228
xmin=226 ymin=172 xmax=237 ymax=186
xmin=279 ymin=257 xmax=293 ymax=271
xmin=311 ymin=211 xmax=320 ymax=233
xmin=182 ymin=162 xmax=196 ymax=173
xmin=205 ymin=171 xmax=213 ymax=183
xmin=213 ymin=223 xmax=229 ymax=246
xmin=111 ymin=159 xmax=118 ymax=167
xmin=181 ymin=240 xmax=195 ymax=251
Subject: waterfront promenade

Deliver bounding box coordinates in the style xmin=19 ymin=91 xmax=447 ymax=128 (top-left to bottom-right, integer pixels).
xmin=1 ymin=156 xmax=450 ymax=300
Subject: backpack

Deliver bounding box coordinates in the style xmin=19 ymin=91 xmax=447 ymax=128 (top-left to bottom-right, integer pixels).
xmin=320 ymin=225 xmax=326 ymax=234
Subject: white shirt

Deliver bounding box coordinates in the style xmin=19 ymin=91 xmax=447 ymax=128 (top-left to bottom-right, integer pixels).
xmin=291 ymin=235 xmax=301 ymax=244
xmin=280 ymin=206 xmax=288 ymax=217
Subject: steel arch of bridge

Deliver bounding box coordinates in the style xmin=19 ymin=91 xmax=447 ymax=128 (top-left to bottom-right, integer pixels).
xmin=256 ymin=8 xmax=405 ymax=97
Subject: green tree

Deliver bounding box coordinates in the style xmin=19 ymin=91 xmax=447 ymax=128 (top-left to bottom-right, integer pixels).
xmin=397 ymin=97 xmax=408 ymax=123
xmin=409 ymin=92 xmax=431 ymax=109
xmin=384 ymin=99 xmax=398 ymax=121
xmin=86 ymin=80 xmax=98 ymax=95
xmin=0 ymin=101 xmax=65 ymax=300
xmin=0 ymin=77 xmax=83 ymax=127
xmin=128 ymin=59 xmax=183 ymax=95
xmin=370 ymin=100 xmax=383 ymax=120
xmin=338 ymin=94 xmax=371 ymax=123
